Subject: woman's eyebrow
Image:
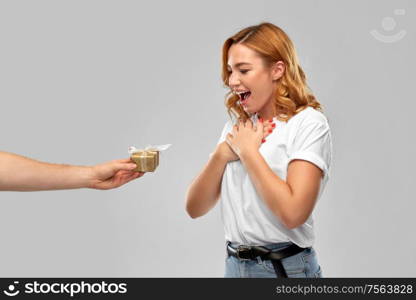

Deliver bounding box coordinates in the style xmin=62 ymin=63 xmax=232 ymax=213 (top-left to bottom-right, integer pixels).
xmin=228 ymin=62 xmax=252 ymax=68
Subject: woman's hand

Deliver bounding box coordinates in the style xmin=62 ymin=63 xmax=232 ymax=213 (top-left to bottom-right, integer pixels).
xmin=214 ymin=119 xmax=275 ymax=163
xmin=213 ymin=141 xmax=239 ymax=163
xmin=262 ymin=119 xmax=275 ymax=142
xmin=226 ymin=119 xmax=274 ymax=158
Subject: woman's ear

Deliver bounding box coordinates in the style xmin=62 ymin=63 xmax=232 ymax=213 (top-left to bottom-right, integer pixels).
xmin=271 ymin=61 xmax=285 ymax=81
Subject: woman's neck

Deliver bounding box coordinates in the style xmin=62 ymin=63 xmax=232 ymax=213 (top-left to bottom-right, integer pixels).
xmin=257 ymin=96 xmax=278 ymax=121
xmin=257 ymin=106 xmax=276 ymax=121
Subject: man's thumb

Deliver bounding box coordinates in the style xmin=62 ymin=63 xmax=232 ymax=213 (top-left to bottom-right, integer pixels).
xmin=115 ymin=162 xmax=137 ymax=171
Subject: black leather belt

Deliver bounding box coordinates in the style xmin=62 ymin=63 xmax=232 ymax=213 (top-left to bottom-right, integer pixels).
xmin=226 ymin=242 xmax=307 ymax=278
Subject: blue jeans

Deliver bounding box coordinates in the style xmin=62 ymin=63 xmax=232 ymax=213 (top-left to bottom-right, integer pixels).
xmin=224 ymin=242 xmax=323 ymax=278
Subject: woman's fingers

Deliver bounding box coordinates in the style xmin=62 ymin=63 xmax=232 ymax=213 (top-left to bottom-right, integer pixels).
xmin=225 ymin=133 xmax=234 ymax=148
xmin=245 ymin=119 xmax=253 ymax=129
xmin=262 ymin=119 xmax=276 ymax=142
xmin=233 ymin=118 xmax=275 ymax=141
xmin=255 ymin=118 xmax=263 ymax=132
xmin=233 ymin=124 xmax=239 ymax=134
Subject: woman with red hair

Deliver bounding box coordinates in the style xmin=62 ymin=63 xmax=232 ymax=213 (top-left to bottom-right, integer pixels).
xmin=186 ymin=23 xmax=332 ymax=278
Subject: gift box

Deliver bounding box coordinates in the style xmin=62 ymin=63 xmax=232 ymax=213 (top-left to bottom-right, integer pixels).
xmin=128 ymin=144 xmax=171 ymax=172
xmin=130 ymin=150 xmax=159 ymax=172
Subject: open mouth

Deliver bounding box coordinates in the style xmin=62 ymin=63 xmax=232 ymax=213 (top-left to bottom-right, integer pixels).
xmin=238 ymin=91 xmax=251 ymax=105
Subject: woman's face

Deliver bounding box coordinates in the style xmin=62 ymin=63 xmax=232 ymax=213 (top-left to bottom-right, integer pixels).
xmin=227 ymin=43 xmax=283 ymax=117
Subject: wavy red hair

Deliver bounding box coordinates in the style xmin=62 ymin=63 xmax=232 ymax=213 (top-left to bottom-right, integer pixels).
xmin=222 ymin=23 xmax=322 ymax=122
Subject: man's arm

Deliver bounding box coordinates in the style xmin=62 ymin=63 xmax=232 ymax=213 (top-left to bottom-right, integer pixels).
xmin=0 ymin=151 xmax=143 ymax=191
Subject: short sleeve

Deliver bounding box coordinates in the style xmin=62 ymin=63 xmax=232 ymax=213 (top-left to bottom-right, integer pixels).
xmin=217 ymin=121 xmax=233 ymax=145
xmin=288 ymin=120 xmax=332 ymax=180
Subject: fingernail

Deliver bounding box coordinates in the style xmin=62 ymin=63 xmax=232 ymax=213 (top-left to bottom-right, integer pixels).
xmin=268 ymin=129 xmax=273 ymax=133
xmin=261 ymin=139 xmax=266 ymax=143
xmin=272 ymin=123 xmax=276 ymax=128
xmin=269 ymin=119 xmax=273 ymax=123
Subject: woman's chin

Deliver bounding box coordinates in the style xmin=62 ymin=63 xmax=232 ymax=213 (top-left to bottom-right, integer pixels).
xmin=243 ymin=106 xmax=255 ymax=115
xmin=244 ymin=107 xmax=257 ymax=115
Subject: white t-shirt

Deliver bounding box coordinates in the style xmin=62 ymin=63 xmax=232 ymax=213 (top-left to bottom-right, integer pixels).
xmin=217 ymin=107 xmax=332 ymax=248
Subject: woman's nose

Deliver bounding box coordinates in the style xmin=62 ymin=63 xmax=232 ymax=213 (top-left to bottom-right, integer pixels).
xmin=228 ymin=72 xmax=240 ymax=88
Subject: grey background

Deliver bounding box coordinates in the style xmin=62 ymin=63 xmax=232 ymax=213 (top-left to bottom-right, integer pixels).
xmin=0 ymin=0 xmax=414 ymax=277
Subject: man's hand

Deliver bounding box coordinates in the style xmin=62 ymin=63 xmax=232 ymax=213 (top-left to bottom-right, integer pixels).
xmin=88 ymin=158 xmax=144 ymax=190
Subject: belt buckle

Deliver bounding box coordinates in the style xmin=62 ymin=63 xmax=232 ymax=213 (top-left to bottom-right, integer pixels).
xmin=236 ymin=245 xmax=253 ymax=261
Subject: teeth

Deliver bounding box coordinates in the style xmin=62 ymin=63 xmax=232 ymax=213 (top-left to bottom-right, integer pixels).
xmin=233 ymin=90 xmax=249 ymax=95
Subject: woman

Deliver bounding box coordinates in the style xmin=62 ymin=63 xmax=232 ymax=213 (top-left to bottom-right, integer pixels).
xmin=186 ymin=23 xmax=332 ymax=278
